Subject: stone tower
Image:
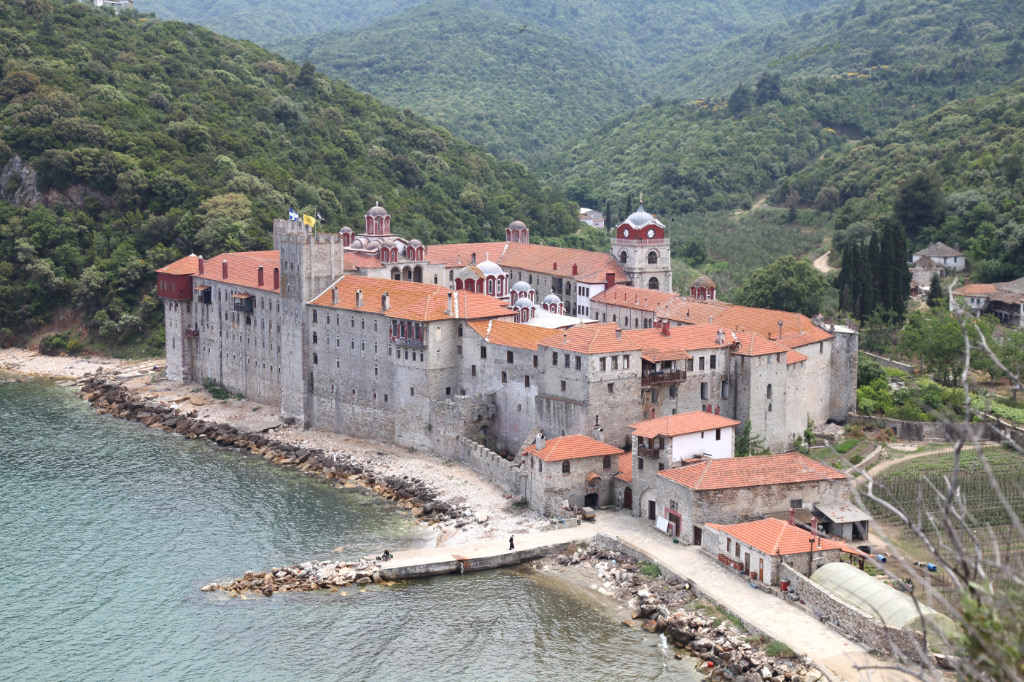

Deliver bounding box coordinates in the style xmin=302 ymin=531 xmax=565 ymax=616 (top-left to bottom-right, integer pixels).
xmin=274 ymin=218 xmax=345 ymax=424
xmin=610 ymin=198 xmax=673 ymax=292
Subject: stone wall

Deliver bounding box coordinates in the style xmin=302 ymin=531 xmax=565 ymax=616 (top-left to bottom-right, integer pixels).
xmin=449 ymin=435 xmax=524 ymax=497
xmin=778 ymin=564 xmax=930 ymax=664
xmin=847 ymin=414 xmax=998 ymax=442
xmin=859 ymin=351 xmax=913 ymax=373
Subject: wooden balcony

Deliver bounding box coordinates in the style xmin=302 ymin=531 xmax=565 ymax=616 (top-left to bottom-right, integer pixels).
xmin=638 ymin=445 xmax=662 ymax=459
xmin=641 ymin=370 xmax=685 ymax=386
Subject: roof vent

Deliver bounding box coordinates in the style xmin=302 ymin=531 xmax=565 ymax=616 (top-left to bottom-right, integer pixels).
xmin=356 ymin=289 xmax=363 ymax=308
xmin=616 ymin=328 xmax=623 ymax=339
xmin=382 ymin=292 xmax=390 ymax=311
xmin=198 ymin=256 xmax=204 ymax=275
xmin=332 ymin=287 xmax=338 ymax=304
xmin=257 ymin=266 xmax=264 ymax=287
xmin=535 ymin=433 xmax=545 ymax=450
xmin=222 ymin=259 xmax=228 ymax=279
xmin=563 ymin=333 xmax=568 ymax=345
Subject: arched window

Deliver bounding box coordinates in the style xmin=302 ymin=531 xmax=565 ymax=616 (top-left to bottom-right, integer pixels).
xmin=767 ymin=384 xmax=773 ymax=400
xmin=455 ymin=279 xmax=464 ymax=290
xmin=381 ymin=250 xmax=389 ymax=263
xmin=313 ymin=353 xmax=318 ymax=364
xmin=648 ymin=277 xmax=660 ymax=291
xmin=312 ymin=332 xmax=318 ymax=344
xmin=647 ymin=251 xmax=658 ymax=264
xmin=602 ymin=455 xmax=611 ymax=470
xmin=619 ymin=251 xmax=627 ymax=264
xmin=487 ymin=277 xmax=494 ymax=295
xmin=562 ymin=461 xmax=570 ymax=474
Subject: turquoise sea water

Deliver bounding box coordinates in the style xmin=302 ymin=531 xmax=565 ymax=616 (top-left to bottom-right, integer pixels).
xmin=0 ymin=378 xmax=698 ymax=681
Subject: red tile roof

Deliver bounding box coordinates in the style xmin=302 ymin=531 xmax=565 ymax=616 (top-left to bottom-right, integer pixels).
xmin=590 ymin=285 xmax=681 ymax=312
xmin=466 ymin=320 xmax=565 ymax=351
xmin=656 ymin=298 xmax=833 ymax=348
xmin=630 ymin=411 xmax=740 ymax=438
xmin=538 ymin=323 xmax=641 ymax=355
xmin=157 ymin=254 xmax=201 ymax=276
xmin=657 ymin=452 xmax=846 ymax=491
xmin=521 ymin=435 xmax=625 ymax=462
xmin=952 ymin=283 xmax=999 ymax=297
xmin=425 ymin=242 xmax=629 ymax=284
xmin=705 ymin=518 xmax=867 ymax=556
xmin=614 ymin=453 xmax=632 ymax=483
xmin=309 ymin=275 xmax=512 ymax=321
xmin=193 ymin=251 xmax=282 ymax=293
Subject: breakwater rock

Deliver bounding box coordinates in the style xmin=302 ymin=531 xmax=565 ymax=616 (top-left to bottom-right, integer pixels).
xmin=76 ymin=373 xmax=475 ymax=528
xmin=203 ymin=559 xmax=390 ymax=597
xmin=555 ymin=544 xmax=823 ymax=682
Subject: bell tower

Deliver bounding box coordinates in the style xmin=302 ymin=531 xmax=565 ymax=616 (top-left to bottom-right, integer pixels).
xmin=610 ymin=197 xmax=673 ymax=292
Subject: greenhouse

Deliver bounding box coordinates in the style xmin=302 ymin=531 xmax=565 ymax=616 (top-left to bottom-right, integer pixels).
xmin=810 ymin=563 xmax=958 ymax=638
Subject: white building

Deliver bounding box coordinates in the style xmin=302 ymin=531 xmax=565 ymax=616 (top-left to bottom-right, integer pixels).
xmin=629 ymin=411 xmax=740 ymax=462
xmin=578 ymin=208 xmax=605 ymax=229
xmin=912 ymin=242 xmax=965 ymax=271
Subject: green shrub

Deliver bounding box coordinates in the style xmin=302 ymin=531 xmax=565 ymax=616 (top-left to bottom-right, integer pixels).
xmin=764 ymin=640 xmax=797 ymax=658
xmin=638 ymin=561 xmax=661 ymax=578
xmin=201 ymin=377 xmax=230 ymax=400
xmin=39 ymin=331 xmax=83 ymax=356
xmin=835 ymin=438 xmax=859 ymax=454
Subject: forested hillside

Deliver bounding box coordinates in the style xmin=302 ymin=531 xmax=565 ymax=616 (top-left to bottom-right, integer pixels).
xmin=0 ymin=0 xmax=579 ymax=351
xmin=135 ymin=0 xmax=431 ymax=44
xmin=784 ymin=81 xmax=1024 ymax=284
xmin=275 ymin=0 xmax=833 ymax=164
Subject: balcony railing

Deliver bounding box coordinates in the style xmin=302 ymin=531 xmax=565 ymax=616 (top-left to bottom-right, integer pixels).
xmin=611 ymin=237 xmax=668 ymax=247
xmin=390 ymin=334 xmax=424 ymax=348
xmin=641 ymin=370 xmax=685 ymax=386
xmin=638 ymin=445 xmax=662 ymax=459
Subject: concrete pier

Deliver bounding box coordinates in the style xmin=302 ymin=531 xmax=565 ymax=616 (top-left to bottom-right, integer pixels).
xmin=378 ymin=522 xmax=597 ymax=580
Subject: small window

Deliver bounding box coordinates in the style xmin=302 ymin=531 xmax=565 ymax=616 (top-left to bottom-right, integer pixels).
xmin=686 ymin=358 xmax=694 ymax=371
xmin=607 ymin=383 xmax=614 ymax=394
xmin=790 ymin=499 xmax=802 ymax=509
xmin=560 ymin=380 xmax=566 ymax=392
xmin=575 ymin=357 xmax=581 ymax=371
xmin=533 ymin=355 xmax=538 ymax=368
xmin=410 ymin=387 xmax=415 ymax=396
xmin=507 ymin=350 xmax=514 ymax=363
xmin=538 ymin=460 xmax=543 ymax=473
xmin=525 ymin=376 xmax=530 ymax=388
xmin=710 ymin=355 xmax=716 ymax=370
xmin=552 ymin=352 xmax=558 ymax=365
xmin=603 ymin=455 xmax=611 ymax=470
xmin=767 ymin=384 xmax=773 ymax=400
xmin=716 ymin=428 xmax=721 ymax=441
xmin=735 ymin=543 xmax=740 ymax=558
xmin=722 ymin=381 xmax=730 ymax=399
xmin=446 ymin=387 xmax=451 ymax=396
xmin=481 ymin=347 xmax=487 ymax=359
xmin=638 ymin=458 xmax=644 ymax=471
xmin=501 ymin=371 xmax=507 ymax=384
xmin=700 ymin=382 xmax=709 ymax=400
xmin=600 ymin=358 xmax=606 ymax=371
xmin=669 ymin=387 xmax=677 ymax=398
xmin=313 ymin=353 xmax=318 ymax=364
xmin=561 ymin=461 xmax=570 ymax=474
xmin=612 ymin=356 xmax=618 ymax=370
xmin=623 ymin=355 xmax=629 ymax=370
xmin=313 ymin=310 xmax=318 ymax=323
xmin=458 ymin=345 xmax=463 ymax=355
xmin=458 ymin=325 xmax=463 ymax=337
xmin=658 ymin=462 xmax=664 ymax=471
xmin=726 ymin=538 xmax=731 ymax=552
xmin=564 ymin=354 xmax=570 ymax=369
xmin=313 ymin=332 xmax=318 ymax=344
xmin=472 ymin=365 xmax=477 ymax=377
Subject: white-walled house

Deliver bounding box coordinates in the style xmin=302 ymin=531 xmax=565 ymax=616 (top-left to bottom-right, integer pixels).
xmin=629 ymin=411 xmax=740 ymax=462
xmin=912 ymin=242 xmax=965 ymax=271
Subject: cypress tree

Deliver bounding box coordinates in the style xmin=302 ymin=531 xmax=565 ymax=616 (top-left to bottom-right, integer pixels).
xmin=855 ymin=242 xmax=875 ymax=320
xmin=870 ymin=228 xmax=889 ymax=312
xmin=888 ymin=219 xmax=911 ymax=320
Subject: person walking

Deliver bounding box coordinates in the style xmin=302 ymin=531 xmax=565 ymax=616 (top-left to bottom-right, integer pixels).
xmin=509 ymin=535 xmax=515 ymax=551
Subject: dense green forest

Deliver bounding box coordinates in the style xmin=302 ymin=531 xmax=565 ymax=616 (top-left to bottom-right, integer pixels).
xmin=0 ymin=0 xmax=580 ymax=351
xmin=274 ymin=0 xmax=833 ymax=164
xmin=786 ymin=80 xmax=1024 ymax=284
xmin=135 ymin=0 xmax=431 ymax=44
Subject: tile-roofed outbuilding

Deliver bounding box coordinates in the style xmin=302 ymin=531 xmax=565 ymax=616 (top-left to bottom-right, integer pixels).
xmin=522 ymin=434 xmax=625 ymax=462
xmin=657 ymin=452 xmax=846 ymax=491
xmin=194 ymin=251 xmax=282 ymax=293
xmin=705 ymin=518 xmax=867 ymax=556
xmin=952 ymin=282 xmax=999 ymax=297
xmin=914 ymin=241 xmax=963 ymax=258
xmin=309 ymin=275 xmax=512 ymax=321
xmin=425 ymin=242 xmax=629 ymax=284
xmin=538 ymin=323 xmax=640 ymax=355
xmin=156 ymin=254 xmax=201 ymax=276
xmin=630 ymin=411 xmax=740 ymax=439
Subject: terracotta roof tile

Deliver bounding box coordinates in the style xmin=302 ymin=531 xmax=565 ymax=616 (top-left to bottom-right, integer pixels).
xmin=630 ymin=411 xmax=740 ymax=438
xmin=193 ymin=251 xmax=282 ymax=293
xmin=615 ymin=453 xmax=632 ymax=483
xmin=425 ymin=242 xmax=629 ymax=284
xmin=309 ymin=275 xmax=512 ymax=321
xmin=705 ymin=518 xmax=867 ymax=556
xmin=590 ymin=285 xmax=681 ymax=312
xmin=952 ymin=283 xmax=999 ymax=297
xmin=538 ymin=323 xmax=641 ymax=355
xmin=914 ymin=241 xmax=962 ymax=258
xmin=466 ymin=320 xmax=563 ymax=351
xmin=657 ymin=298 xmax=833 ymax=348
xmin=521 ymin=434 xmax=625 ymax=462
xmin=657 ymin=452 xmax=846 ymax=490
xmin=786 ymin=349 xmax=809 ymax=365
xmin=157 ymin=254 xmax=200 ymax=276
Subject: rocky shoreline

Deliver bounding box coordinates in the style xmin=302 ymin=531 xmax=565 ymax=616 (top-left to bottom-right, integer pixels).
xmin=541 ymin=541 xmax=825 ymax=682
xmin=202 ymin=558 xmax=391 ymax=597
xmin=76 ymin=372 xmax=485 ymax=531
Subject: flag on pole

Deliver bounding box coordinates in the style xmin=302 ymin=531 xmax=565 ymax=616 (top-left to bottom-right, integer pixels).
xmin=316 ymin=210 xmax=324 ymax=222
xmin=288 ymin=208 xmax=299 ymax=221
xmin=302 ymin=213 xmax=316 ymax=227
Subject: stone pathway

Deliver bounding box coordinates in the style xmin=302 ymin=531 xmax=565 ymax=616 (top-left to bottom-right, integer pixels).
xmin=596 ymin=513 xmax=920 ymax=682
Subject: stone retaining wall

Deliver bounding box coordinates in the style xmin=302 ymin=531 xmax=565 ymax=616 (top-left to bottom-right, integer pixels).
xmin=778 ymin=564 xmax=930 ymax=665
xmin=450 ymin=435 xmax=524 ymax=496
xmin=859 ymin=352 xmax=914 ymax=373
xmin=847 ymin=414 xmax=997 ymax=442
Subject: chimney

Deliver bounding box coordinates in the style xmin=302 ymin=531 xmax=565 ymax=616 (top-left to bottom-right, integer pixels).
xmin=382 ymin=292 xmax=390 ymax=311
xmin=686 ymin=310 xmax=690 ymax=319
xmin=446 ymin=291 xmax=453 ymax=316
xmin=535 ymin=433 xmax=546 ymax=450
xmin=257 ymin=266 xmax=264 ymax=287
xmin=662 ymin=323 xmax=670 ymax=337
xmin=572 ymin=263 xmax=578 ymax=276
xmin=198 ymin=256 xmax=204 ymax=275
xmin=563 ymin=333 xmax=568 ymax=345
xmin=553 ymin=262 xmax=558 ymax=271
xmin=811 ymin=517 xmax=819 ymax=537
xmin=605 ymin=272 xmax=616 ymax=289
xmin=471 ymin=253 xmax=476 ymax=265
xmin=273 ymin=267 xmax=280 ymax=290
xmin=222 ymin=259 xmax=228 ymax=279
xmin=356 ymin=289 xmax=363 ymax=308
xmin=332 ymin=288 xmax=338 ymax=304
xmin=778 ymin=320 xmax=784 ymax=339
xmin=616 ymin=328 xmax=623 ymax=339
xmin=789 ymin=508 xmax=796 ymax=526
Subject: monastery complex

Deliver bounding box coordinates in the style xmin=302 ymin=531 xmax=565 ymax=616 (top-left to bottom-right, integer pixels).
xmin=157 ymin=201 xmax=859 ymax=520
